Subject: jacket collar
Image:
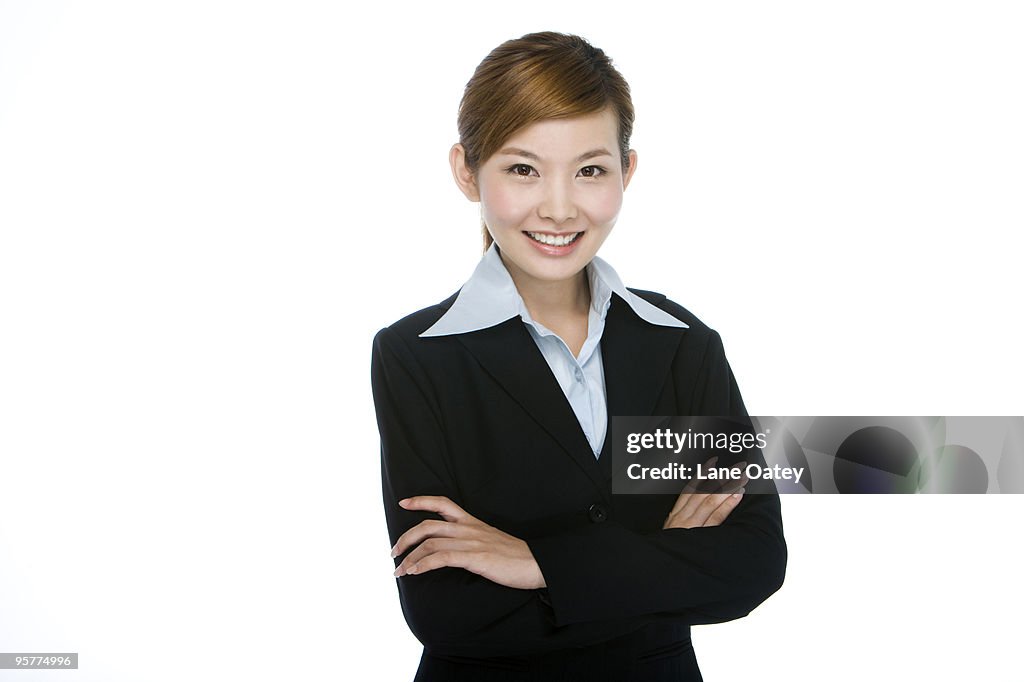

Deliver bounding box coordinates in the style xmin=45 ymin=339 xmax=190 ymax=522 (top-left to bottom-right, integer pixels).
xmin=420 ymin=242 xmax=688 ymax=337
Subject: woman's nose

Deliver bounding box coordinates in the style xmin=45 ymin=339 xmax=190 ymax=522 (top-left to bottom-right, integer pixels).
xmin=537 ymin=178 xmax=578 ymax=223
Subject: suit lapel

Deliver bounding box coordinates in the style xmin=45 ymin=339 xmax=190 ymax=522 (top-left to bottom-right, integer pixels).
xmin=456 ymin=293 xmax=686 ymax=496
xmin=457 ymin=320 xmax=607 ymax=492
xmin=598 ymin=294 xmax=687 ymax=482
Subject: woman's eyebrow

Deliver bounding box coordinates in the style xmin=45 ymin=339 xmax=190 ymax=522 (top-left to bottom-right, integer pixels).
xmin=498 ymin=147 xmax=613 ymax=162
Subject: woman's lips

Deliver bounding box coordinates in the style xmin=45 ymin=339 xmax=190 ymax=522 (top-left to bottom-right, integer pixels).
xmin=522 ymin=230 xmax=584 ymax=256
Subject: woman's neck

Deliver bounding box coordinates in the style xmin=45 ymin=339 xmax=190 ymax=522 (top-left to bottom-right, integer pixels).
xmin=505 ymin=263 xmax=591 ymax=325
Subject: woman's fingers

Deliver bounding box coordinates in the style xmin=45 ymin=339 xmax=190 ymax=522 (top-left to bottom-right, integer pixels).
xmin=394 ymin=537 xmax=478 ymax=577
xmin=663 ymin=460 xmax=749 ymax=529
xmin=391 ymin=518 xmax=457 ymax=558
xmin=389 ymin=497 xmax=481 ymax=557
xmin=402 ymin=548 xmax=477 ymax=577
xmin=702 ymin=488 xmax=745 ymax=527
xmin=399 ymin=495 xmax=470 ymax=521
xmin=666 ymin=457 xmax=713 ymax=518
xmin=693 ymin=489 xmax=745 ymax=526
xmin=390 ymin=496 xmax=476 ymax=558
xmin=667 ymin=459 xmax=745 ymax=524
xmin=665 ymin=491 xmax=729 ymax=529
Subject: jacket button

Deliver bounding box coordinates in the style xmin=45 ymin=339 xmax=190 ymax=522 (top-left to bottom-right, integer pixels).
xmin=588 ymin=503 xmax=608 ymax=523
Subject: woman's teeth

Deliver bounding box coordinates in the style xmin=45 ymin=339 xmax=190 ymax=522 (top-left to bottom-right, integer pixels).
xmin=526 ymin=231 xmax=582 ymax=247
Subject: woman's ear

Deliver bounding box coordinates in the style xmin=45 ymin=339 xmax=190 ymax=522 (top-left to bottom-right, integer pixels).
xmin=622 ymin=149 xmax=638 ymax=191
xmin=449 ymin=143 xmax=480 ymax=202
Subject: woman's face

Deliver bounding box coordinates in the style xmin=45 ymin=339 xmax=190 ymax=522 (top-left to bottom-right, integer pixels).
xmin=454 ymin=107 xmax=637 ymax=291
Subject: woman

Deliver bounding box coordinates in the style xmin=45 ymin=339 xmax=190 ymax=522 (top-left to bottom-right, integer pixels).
xmin=371 ymin=31 xmax=786 ymax=681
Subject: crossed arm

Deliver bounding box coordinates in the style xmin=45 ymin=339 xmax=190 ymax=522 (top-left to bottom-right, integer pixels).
xmin=390 ymin=471 xmax=747 ymax=588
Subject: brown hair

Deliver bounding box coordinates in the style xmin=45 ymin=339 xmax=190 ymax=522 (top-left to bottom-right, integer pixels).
xmin=456 ymin=32 xmax=636 ymax=252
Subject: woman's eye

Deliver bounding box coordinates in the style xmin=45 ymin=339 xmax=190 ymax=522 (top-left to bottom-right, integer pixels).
xmin=579 ymin=165 xmax=607 ymax=178
xmin=506 ymin=164 xmax=536 ymax=177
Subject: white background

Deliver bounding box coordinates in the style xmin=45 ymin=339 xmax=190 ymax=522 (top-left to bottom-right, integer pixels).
xmin=1 ymin=1 xmax=1022 ymax=680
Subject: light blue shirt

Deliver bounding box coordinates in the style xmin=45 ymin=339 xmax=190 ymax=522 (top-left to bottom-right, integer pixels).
xmin=420 ymin=243 xmax=688 ymax=457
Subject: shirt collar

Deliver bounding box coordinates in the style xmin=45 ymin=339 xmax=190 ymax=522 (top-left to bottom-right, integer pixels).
xmin=420 ymin=243 xmax=688 ymax=337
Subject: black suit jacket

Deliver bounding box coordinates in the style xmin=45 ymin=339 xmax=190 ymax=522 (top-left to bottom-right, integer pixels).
xmin=371 ymin=286 xmax=786 ymax=669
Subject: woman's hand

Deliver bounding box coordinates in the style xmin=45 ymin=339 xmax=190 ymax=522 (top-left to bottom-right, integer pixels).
xmin=391 ymin=495 xmax=546 ymax=590
xmin=663 ymin=458 xmax=747 ymax=530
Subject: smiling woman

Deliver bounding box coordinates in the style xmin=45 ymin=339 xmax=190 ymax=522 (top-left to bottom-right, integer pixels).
xmin=371 ymin=31 xmax=786 ymax=682
xmin=451 ymin=108 xmax=634 ymax=303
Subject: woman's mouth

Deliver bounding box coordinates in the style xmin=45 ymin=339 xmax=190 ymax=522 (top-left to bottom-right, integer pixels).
xmin=524 ymin=231 xmax=582 ymax=247
xmin=521 ymin=230 xmax=585 ymax=257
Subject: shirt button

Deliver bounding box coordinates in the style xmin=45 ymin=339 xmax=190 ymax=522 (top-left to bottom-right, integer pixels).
xmin=588 ymin=503 xmax=608 ymax=523
xmin=574 ymin=368 xmax=584 ymax=383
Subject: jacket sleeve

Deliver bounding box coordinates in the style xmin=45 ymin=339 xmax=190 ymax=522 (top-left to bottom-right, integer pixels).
xmin=372 ymin=326 xmax=637 ymax=657
xmin=526 ymin=329 xmax=788 ymax=627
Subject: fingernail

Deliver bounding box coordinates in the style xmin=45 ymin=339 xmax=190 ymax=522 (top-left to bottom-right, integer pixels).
xmin=399 ymin=499 xmax=410 ymax=507
xmin=407 ymin=564 xmax=418 ymax=575
xmin=393 ymin=567 xmax=403 ymax=577
xmin=390 ymin=546 xmax=398 ymax=558
xmin=733 ymin=488 xmax=745 ymax=498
